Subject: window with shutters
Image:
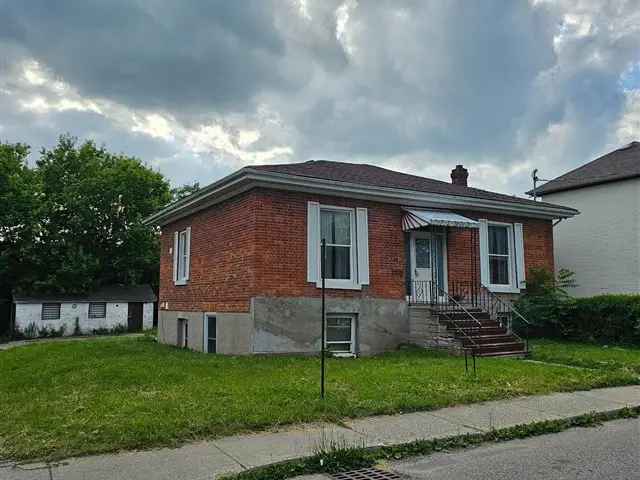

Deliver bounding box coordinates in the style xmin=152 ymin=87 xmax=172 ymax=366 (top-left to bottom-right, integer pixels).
xmin=318 ymin=206 xmax=358 ymax=289
xmin=480 ymin=220 xmax=524 ymax=293
xmin=41 ymin=303 xmax=61 ymax=321
xmin=177 ymin=229 xmax=188 ymax=281
xmin=308 ymin=202 xmax=369 ymax=290
xmin=88 ymin=302 xmax=106 ymax=319
xmin=173 ymin=227 xmax=190 ymax=285
xmin=320 ymin=208 xmax=354 ymax=281
xmin=488 ymin=224 xmax=511 ymax=286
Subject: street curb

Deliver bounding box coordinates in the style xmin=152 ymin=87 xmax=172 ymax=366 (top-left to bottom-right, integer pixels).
xmin=219 ymin=406 xmax=640 ymax=480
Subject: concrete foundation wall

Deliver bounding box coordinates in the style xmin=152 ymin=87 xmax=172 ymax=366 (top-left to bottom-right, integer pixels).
xmin=409 ymin=306 xmax=463 ymax=354
xmin=159 ymin=310 xmax=253 ymax=354
xmin=252 ymin=296 xmax=408 ymax=355
xmin=158 ymin=296 xmax=408 ymax=356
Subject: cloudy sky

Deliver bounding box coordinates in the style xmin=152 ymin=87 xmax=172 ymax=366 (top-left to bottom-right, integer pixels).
xmin=1 ymin=0 xmax=639 ymax=196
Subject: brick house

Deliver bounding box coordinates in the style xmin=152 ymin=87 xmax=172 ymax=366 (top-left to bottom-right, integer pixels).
xmin=145 ymin=161 xmax=577 ymax=356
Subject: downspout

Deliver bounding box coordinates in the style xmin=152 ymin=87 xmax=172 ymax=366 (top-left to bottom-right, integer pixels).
xmin=552 ymin=218 xmax=564 ymax=227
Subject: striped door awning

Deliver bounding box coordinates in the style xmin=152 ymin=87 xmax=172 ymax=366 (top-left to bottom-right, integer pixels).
xmin=402 ymin=208 xmax=479 ymax=231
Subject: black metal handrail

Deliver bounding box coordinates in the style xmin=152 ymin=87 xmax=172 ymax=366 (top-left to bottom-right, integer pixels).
xmin=478 ymin=283 xmax=531 ymax=353
xmin=409 ymin=279 xmax=532 ymax=354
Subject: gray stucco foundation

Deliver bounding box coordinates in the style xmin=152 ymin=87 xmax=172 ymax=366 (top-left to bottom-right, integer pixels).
xmin=158 ymin=296 xmax=409 ymax=356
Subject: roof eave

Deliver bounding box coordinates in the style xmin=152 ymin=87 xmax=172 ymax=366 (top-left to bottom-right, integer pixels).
xmin=528 ymin=173 xmax=640 ymax=197
xmin=147 ymin=169 xmax=579 ymax=226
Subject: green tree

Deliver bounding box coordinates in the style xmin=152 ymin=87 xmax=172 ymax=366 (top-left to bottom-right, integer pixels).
xmin=171 ymin=182 xmax=200 ymax=202
xmin=0 ymin=142 xmax=40 ymax=299
xmin=23 ymin=136 xmax=171 ymax=294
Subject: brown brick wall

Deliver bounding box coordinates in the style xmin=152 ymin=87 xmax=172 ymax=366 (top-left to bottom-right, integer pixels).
xmin=446 ymin=211 xmax=555 ymax=288
xmin=159 ymin=190 xmax=259 ymax=313
xmin=159 ymin=189 xmax=555 ymax=313
xmin=253 ymin=189 xmax=406 ymax=300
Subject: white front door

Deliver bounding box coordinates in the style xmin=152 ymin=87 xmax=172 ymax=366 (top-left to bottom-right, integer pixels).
xmin=411 ymin=232 xmax=434 ymax=302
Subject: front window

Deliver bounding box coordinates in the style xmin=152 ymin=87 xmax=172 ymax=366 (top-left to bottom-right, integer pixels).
xmin=320 ymin=209 xmax=353 ymax=281
xmin=177 ymin=229 xmax=188 ymax=281
xmin=326 ymin=314 xmax=355 ymax=354
xmin=488 ymin=225 xmax=511 ymax=285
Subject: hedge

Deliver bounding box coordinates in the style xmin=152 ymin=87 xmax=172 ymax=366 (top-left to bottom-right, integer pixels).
xmin=559 ymin=295 xmax=640 ymax=345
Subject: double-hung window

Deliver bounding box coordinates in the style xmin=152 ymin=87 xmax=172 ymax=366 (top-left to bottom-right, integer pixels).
xmin=320 ymin=208 xmax=354 ymax=282
xmin=488 ymin=225 xmax=511 ymax=286
xmin=480 ymin=220 xmax=526 ymax=293
xmin=173 ymin=227 xmax=191 ymax=285
xmin=307 ymin=202 xmax=369 ymax=289
xmin=326 ymin=314 xmax=356 ymax=354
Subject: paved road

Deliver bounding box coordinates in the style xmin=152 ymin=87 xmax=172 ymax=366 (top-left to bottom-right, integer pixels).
xmin=392 ymin=417 xmax=640 ymax=480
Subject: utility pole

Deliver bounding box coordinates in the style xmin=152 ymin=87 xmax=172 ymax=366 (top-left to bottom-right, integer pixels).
xmin=320 ymin=238 xmax=326 ymax=399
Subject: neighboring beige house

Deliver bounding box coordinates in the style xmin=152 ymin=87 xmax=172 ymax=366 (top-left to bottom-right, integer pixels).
xmin=530 ymin=141 xmax=640 ymax=297
xmin=12 ymin=285 xmax=156 ymax=337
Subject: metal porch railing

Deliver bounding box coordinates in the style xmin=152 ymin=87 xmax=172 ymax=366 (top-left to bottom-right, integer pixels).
xmin=409 ymin=280 xmax=532 ymax=353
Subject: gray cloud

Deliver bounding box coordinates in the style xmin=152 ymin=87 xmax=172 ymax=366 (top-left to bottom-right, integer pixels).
xmin=0 ymin=0 xmax=639 ymax=195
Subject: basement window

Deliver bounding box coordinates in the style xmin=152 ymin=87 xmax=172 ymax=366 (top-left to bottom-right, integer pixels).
xmin=326 ymin=314 xmax=356 ymax=354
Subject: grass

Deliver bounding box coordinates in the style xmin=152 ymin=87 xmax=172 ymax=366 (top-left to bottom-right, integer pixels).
xmin=531 ymin=339 xmax=640 ymax=374
xmin=0 ymin=336 xmax=637 ymax=461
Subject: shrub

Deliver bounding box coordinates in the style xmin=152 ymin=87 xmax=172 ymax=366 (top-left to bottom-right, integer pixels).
xmin=559 ymin=295 xmax=640 ymax=345
xmin=515 ymin=268 xmax=640 ymax=345
xmin=23 ymin=322 xmax=38 ymax=339
xmin=92 ymin=324 xmax=128 ymax=336
xmin=514 ymin=268 xmax=576 ymax=337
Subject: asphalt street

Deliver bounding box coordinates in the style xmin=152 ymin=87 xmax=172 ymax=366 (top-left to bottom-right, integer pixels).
xmin=392 ymin=417 xmax=640 ymax=480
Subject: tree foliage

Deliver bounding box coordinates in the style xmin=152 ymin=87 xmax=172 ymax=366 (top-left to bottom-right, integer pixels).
xmin=0 ymin=136 xmax=172 ymax=296
xmin=171 ymin=182 xmax=200 ymax=202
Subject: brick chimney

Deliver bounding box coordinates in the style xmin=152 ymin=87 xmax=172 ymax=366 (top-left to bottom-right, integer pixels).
xmin=451 ymin=165 xmax=468 ymax=187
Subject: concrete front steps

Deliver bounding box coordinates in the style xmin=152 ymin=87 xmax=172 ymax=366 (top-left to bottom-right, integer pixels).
xmin=409 ymin=305 xmax=527 ymax=357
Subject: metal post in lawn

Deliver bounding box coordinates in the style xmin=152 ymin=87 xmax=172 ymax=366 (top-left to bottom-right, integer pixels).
xmin=320 ymin=238 xmax=327 ymax=400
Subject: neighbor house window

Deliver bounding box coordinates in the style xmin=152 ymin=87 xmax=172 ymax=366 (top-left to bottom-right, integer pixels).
xmin=41 ymin=303 xmax=61 ymax=321
xmin=88 ymin=302 xmax=106 ymax=319
xmin=326 ymin=314 xmax=356 ymax=354
xmin=488 ymin=224 xmax=512 ymax=286
xmin=320 ymin=208 xmax=354 ymax=281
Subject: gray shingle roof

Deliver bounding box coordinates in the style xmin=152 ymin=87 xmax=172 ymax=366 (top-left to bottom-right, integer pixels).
xmin=529 ymin=141 xmax=640 ymax=196
xmin=13 ymin=285 xmax=157 ymax=303
xmin=251 ymin=160 xmax=564 ymax=209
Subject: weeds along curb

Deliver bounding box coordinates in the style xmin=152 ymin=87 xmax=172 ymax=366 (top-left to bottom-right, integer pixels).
xmin=219 ymin=406 xmax=640 ymax=480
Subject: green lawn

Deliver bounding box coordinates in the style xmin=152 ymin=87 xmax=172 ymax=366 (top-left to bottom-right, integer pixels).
xmin=531 ymin=339 xmax=640 ymax=374
xmin=0 ymin=336 xmax=637 ymax=461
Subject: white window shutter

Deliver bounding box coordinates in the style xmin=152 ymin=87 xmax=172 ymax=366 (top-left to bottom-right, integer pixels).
xmin=172 ymin=231 xmax=179 ymax=284
xmin=356 ymin=208 xmax=370 ymax=285
xmin=479 ymin=219 xmax=489 ymax=285
xmin=514 ymin=223 xmax=526 ymax=289
xmin=307 ymin=201 xmax=320 ymax=282
xmin=185 ymin=226 xmax=192 ymax=280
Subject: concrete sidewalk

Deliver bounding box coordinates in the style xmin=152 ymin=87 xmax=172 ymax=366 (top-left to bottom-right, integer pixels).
xmin=2 ymin=385 xmax=639 ymax=480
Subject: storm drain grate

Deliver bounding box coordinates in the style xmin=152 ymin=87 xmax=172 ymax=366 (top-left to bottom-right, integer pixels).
xmin=331 ymin=467 xmax=403 ymax=480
